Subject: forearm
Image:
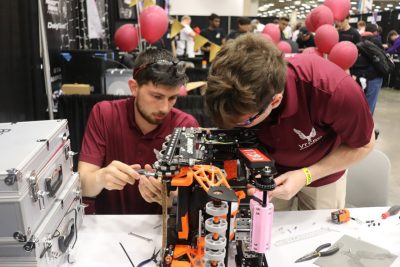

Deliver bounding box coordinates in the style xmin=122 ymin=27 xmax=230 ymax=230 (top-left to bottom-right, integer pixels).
xmin=78 ymin=163 xmax=104 ymax=197
xmin=308 ymin=133 xmax=375 ymax=182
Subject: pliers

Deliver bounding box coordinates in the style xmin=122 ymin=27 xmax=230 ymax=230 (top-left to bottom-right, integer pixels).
xmin=295 ymin=243 xmax=339 ymax=263
xmin=137 ymin=248 xmax=160 ymax=267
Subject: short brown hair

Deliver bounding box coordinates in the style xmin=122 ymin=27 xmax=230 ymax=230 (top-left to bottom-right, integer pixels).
xmin=205 ymin=34 xmax=287 ymax=128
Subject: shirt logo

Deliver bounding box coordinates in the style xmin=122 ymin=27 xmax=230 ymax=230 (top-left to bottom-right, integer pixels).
xmin=293 ymin=127 xmax=322 ymax=150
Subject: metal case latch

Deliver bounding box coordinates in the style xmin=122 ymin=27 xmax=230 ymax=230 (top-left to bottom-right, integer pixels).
xmin=28 ymin=171 xmax=39 ymax=202
xmin=5 ymin=168 xmax=21 ymax=186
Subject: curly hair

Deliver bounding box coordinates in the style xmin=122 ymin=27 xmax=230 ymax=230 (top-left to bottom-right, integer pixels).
xmin=205 ymin=33 xmax=287 ymax=128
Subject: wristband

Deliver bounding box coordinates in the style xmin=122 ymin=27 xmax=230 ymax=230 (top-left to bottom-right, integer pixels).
xmin=302 ymin=167 xmax=312 ymax=186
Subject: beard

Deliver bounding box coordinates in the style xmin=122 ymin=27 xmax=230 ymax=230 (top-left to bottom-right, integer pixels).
xmin=135 ymin=96 xmax=167 ymax=125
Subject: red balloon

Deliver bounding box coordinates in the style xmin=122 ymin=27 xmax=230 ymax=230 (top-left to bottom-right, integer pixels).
xmin=302 ymin=47 xmax=323 ymax=57
xmin=277 ymin=41 xmax=292 ymax=54
xmin=261 ymin=33 xmax=273 ymax=42
xmin=324 ymin=0 xmax=351 ymax=21
xmin=310 ymin=5 xmax=334 ymax=30
xmin=262 ymin=23 xmax=280 ymax=44
xmin=329 ymin=41 xmax=358 ymax=70
xmin=315 ymin=24 xmax=339 ymax=54
xmin=305 ymin=13 xmax=316 ymax=32
xmin=114 ymin=24 xmax=139 ymax=52
xmin=140 ymin=6 xmax=168 ymax=43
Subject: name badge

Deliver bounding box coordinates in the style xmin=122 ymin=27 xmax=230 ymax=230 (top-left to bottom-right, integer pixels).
xmin=216 ymin=33 xmax=220 ymax=39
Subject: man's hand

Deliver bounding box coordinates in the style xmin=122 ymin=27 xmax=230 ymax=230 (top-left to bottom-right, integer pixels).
xmin=95 ymin=161 xmax=141 ymax=191
xmin=268 ymin=169 xmax=307 ymax=200
xmin=138 ymin=164 xmax=163 ymax=204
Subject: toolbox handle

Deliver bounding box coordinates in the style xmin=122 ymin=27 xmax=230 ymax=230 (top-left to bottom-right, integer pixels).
xmin=45 ymin=165 xmax=63 ymax=197
xmin=58 ymin=223 xmax=75 ymax=253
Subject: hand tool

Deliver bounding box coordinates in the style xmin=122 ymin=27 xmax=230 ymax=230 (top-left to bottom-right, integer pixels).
xmin=295 ymin=243 xmax=339 ymax=263
xmin=382 ymin=205 xmax=400 ymax=219
xmin=137 ymin=248 xmax=160 ymax=267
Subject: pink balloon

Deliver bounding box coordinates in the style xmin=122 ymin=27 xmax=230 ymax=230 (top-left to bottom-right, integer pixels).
xmin=140 ymin=6 xmax=168 ymax=43
xmin=302 ymin=47 xmax=323 ymax=57
xmin=328 ymin=41 xmax=358 ymax=70
xmin=262 ymin=23 xmax=280 ymax=44
xmin=261 ymin=33 xmax=273 ymax=42
xmin=310 ymin=5 xmax=334 ymax=30
xmin=114 ymin=24 xmax=139 ymax=52
xmin=315 ymin=24 xmax=339 ymax=54
xmin=277 ymin=41 xmax=292 ymax=54
xmin=324 ymin=0 xmax=351 ymax=21
xmin=305 ymin=13 xmax=316 ymax=32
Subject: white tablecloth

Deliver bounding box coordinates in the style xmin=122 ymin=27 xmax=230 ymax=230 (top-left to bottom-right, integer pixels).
xmin=64 ymin=207 xmax=400 ymax=267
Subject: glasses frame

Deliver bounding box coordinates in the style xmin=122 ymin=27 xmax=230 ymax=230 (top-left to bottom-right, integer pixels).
xmin=133 ymin=60 xmax=186 ymax=78
xmin=236 ymin=101 xmax=270 ymax=127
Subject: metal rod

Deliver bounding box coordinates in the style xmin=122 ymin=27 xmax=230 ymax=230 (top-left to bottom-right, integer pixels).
xmin=128 ymin=232 xmax=152 ymax=242
xmin=225 ymin=202 xmax=232 ymax=267
xmin=119 ymin=242 xmax=135 ymax=267
xmin=38 ymin=0 xmax=54 ymax=119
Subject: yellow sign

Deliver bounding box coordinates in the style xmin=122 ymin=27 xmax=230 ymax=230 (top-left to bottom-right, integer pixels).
xmin=194 ymin=34 xmax=209 ymax=51
xmin=143 ymin=0 xmax=154 ymax=8
xmin=129 ymin=0 xmax=137 ymax=7
xmin=209 ymin=43 xmax=221 ymax=62
xmin=170 ymin=20 xmax=184 ymax=39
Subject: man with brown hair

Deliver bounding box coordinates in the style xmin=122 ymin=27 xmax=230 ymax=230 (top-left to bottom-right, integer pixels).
xmin=205 ymin=34 xmax=375 ymax=210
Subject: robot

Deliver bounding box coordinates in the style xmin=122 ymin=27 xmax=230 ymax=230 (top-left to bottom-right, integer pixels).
xmin=150 ymin=127 xmax=276 ymax=267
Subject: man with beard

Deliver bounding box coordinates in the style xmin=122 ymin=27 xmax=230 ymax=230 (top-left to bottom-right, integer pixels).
xmin=78 ymin=48 xmax=199 ymax=214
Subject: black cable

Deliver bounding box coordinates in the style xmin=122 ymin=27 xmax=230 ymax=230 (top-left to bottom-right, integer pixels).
xmin=119 ymin=242 xmax=135 ymax=267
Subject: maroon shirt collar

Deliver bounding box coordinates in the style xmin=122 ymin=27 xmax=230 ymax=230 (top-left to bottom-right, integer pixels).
xmin=126 ymin=97 xmax=173 ymax=139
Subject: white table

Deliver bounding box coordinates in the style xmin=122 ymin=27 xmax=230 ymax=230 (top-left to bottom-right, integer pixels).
xmin=64 ymin=207 xmax=400 ymax=267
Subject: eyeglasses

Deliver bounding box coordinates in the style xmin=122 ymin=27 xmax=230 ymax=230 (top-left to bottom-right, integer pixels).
xmin=133 ymin=60 xmax=186 ymax=78
xmin=236 ymin=102 xmax=269 ymax=127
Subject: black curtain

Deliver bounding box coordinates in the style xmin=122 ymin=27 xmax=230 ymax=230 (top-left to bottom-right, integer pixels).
xmin=0 ymin=0 xmax=48 ymax=122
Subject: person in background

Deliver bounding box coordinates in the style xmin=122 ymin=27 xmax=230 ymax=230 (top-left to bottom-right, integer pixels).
xmin=386 ymin=30 xmax=400 ymax=54
xmin=205 ymin=34 xmax=374 ymax=211
xmin=357 ymin=20 xmax=366 ymax=34
xmin=352 ymin=23 xmax=385 ymax=114
xmin=176 ymin=15 xmax=196 ymax=58
xmin=251 ymin=19 xmax=265 ymax=33
xmin=296 ymin=27 xmax=315 ymax=52
xmin=226 ymin=17 xmax=252 ymax=41
xmin=278 ymin=16 xmax=290 ymax=40
xmin=336 ymin=15 xmax=361 ymax=44
xmin=291 ymin=22 xmax=303 ymax=42
xmin=200 ymin=13 xmax=226 ymax=63
xmin=78 ymin=48 xmax=199 ymax=214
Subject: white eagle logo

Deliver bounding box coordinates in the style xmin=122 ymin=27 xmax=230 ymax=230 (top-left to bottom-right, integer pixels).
xmin=293 ymin=128 xmax=317 ymax=142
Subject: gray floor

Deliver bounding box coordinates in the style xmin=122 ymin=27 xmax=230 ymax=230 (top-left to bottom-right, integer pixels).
xmin=373 ymin=88 xmax=400 ymax=206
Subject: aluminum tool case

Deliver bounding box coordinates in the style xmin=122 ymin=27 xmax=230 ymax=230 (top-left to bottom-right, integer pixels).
xmin=0 ymin=172 xmax=83 ymax=266
xmin=0 ymin=120 xmax=72 ymax=242
xmin=0 ymin=120 xmax=69 ymax=194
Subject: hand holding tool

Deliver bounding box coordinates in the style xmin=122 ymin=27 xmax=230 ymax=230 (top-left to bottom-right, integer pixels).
xmin=295 ymin=243 xmax=339 ymax=263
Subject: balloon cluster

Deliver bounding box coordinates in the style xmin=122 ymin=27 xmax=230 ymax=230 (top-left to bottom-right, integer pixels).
xmin=304 ymin=0 xmax=357 ymax=70
xmin=114 ymin=5 xmax=168 ymax=52
xmin=263 ymin=0 xmax=357 ymax=70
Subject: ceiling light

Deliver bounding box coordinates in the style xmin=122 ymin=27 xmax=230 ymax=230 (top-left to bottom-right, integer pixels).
xmin=387 ymin=4 xmax=393 ymax=7
xmin=295 ymin=1 xmax=301 ymax=5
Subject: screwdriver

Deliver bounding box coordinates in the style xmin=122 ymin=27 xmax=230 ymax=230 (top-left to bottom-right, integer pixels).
xmin=381 ymin=205 xmax=400 ymax=219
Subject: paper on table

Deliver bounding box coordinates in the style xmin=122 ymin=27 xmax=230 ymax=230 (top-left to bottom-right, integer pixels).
xmin=314 ymin=235 xmax=397 ymax=267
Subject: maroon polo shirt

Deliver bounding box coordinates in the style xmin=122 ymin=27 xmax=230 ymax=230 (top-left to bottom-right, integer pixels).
xmin=79 ymin=97 xmax=199 ymax=214
xmin=256 ymin=54 xmax=374 ymax=187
